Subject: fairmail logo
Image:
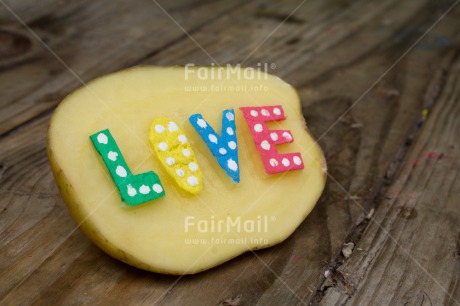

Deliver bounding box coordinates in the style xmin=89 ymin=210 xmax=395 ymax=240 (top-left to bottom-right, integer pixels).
xmin=184 ymin=215 xmax=276 ymax=233
xmin=184 ymin=63 xmax=276 ymax=81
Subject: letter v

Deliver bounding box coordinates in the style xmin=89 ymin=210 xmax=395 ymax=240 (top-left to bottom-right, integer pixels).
xmin=189 ymin=109 xmax=240 ymax=183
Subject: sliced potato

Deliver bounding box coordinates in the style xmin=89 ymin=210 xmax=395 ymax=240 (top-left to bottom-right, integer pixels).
xmin=47 ymin=66 xmax=326 ymax=274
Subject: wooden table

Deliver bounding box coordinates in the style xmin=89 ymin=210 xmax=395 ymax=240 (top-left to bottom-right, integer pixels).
xmin=1 ymin=0 xmax=459 ymax=305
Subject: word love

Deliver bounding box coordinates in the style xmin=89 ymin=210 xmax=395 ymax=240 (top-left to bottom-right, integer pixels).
xmin=90 ymin=105 xmax=304 ymax=206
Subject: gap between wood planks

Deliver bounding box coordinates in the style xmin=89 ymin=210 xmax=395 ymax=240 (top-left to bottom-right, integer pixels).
xmin=310 ymin=46 xmax=460 ymax=305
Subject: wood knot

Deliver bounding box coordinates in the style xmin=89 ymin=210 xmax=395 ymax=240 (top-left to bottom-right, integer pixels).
xmin=0 ymin=28 xmax=44 ymax=69
xmin=0 ymin=29 xmax=32 ymax=59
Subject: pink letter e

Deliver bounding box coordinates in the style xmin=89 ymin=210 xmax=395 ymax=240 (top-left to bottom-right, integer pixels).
xmin=240 ymin=105 xmax=304 ymax=174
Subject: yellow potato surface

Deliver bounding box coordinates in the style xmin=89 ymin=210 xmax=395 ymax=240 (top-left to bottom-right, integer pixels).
xmin=47 ymin=66 xmax=326 ymax=274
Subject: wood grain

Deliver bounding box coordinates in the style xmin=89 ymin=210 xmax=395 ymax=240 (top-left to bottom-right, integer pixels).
xmin=0 ymin=0 xmax=459 ymax=305
xmin=320 ymin=49 xmax=460 ymax=306
xmin=0 ymin=0 xmax=246 ymax=136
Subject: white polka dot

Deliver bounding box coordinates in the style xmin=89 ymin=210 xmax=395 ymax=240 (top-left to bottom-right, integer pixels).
xmin=127 ymin=185 xmax=137 ymax=197
xmin=97 ymin=133 xmax=108 ymax=144
xmin=282 ymin=132 xmax=292 ymax=141
xmin=219 ymin=148 xmax=227 ymax=155
xmin=168 ymin=121 xmax=178 ymax=132
xmin=182 ymin=149 xmax=191 ymax=157
xmin=176 ymin=169 xmax=185 ymax=177
xmin=282 ymin=158 xmax=290 ymax=167
xmin=155 ymin=124 xmax=165 ymax=133
xmin=178 ymin=134 xmax=187 ymax=144
xmin=226 ymin=112 xmax=235 ymax=121
xmin=226 ymin=127 xmax=234 ymax=135
xmin=166 ymin=157 xmax=175 ymax=166
xmin=250 ymin=110 xmax=258 ymax=117
xmin=197 ymin=118 xmax=207 ymax=128
xmin=227 ymin=158 xmax=238 ymax=171
xmin=228 ymin=141 xmax=237 ymax=150
xmin=273 ymin=107 xmax=281 ymax=115
xmin=107 ymin=151 xmax=118 ymax=161
xmin=270 ymin=158 xmax=278 ymax=167
xmin=254 ymin=124 xmax=263 ymax=132
xmin=187 ymin=176 xmax=199 ymax=186
xmin=152 ymin=184 xmax=163 ymax=193
xmin=261 ymin=140 xmax=270 ymax=150
xmin=189 ymin=162 xmax=198 ymax=172
xmin=293 ymin=156 xmax=302 ymax=165
xmin=270 ymin=132 xmax=278 ymax=141
xmin=158 ymin=142 xmax=168 ymax=151
xmin=208 ymin=134 xmax=218 ymax=144
xmin=139 ymin=185 xmax=150 ymax=194
xmin=116 ymin=166 xmax=127 ymax=177
xmin=261 ymin=109 xmax=270 ymax=116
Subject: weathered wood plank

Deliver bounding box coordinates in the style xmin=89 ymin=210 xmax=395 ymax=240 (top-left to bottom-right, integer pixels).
xmin=0 ymin=0 xmax=81 ymax=24
xmin=320 ymin=49 xmax=460 ymax=305
xmin=0 ymin=0 xmax=247 ymax=136
xmin=0 ymin=0 xmax=459 ymax=305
